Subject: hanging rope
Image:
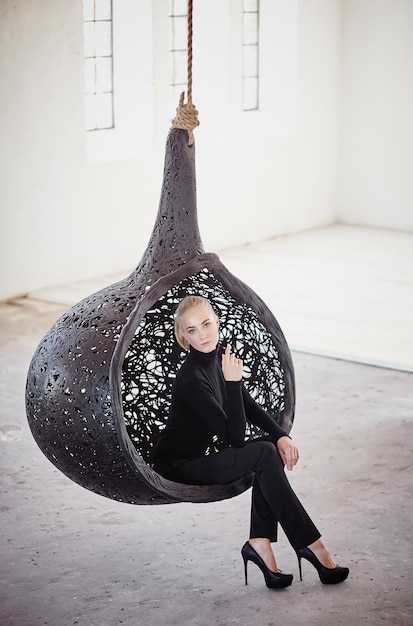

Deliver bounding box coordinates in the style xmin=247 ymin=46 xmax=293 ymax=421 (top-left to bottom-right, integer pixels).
xmin=171 ymin=0 xmax=200 ymax=145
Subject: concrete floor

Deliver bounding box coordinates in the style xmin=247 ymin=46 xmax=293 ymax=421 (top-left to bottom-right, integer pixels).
xmin=1 ymin=293 xmax=412 ymax=626
xmin=2 ymin=225 xmax=413 ymax=625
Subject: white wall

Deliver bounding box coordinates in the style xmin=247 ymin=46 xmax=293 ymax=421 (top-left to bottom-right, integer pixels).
xmin=0 ymin=0 xmax=164 ymax=301
xmin=1 ymin=0 xmax=342 ymax=300
xmin=194 ymin=0 xmax=341 ymax=250
xmin=338 ymin=0 xmax=413 ymax=230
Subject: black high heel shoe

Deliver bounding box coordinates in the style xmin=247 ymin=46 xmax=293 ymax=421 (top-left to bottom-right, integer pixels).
xmin=296 ymin=547 xmax=349 ymax=584
xmin=241 ymin=542 xmax=293 ymax=589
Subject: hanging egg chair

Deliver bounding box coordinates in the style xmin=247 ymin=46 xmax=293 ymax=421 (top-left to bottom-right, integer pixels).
xmin=25 ymin=4 xmax=295 ymax=506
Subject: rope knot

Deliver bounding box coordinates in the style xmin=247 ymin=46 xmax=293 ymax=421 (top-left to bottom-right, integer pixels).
xmin=171 ymin=92 xmax=200 ymax=145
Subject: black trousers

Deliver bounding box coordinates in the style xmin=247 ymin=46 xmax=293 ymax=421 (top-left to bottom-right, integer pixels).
xmin=158 ymin=440 xmax=321 ymax=550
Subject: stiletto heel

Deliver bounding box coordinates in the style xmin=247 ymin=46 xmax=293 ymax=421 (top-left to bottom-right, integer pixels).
xmin=297 ymin=554 xmax=303 ymax=581
xmin=243 ymin=554 xmax=248 ymax=585
xmin=241 ymin=542 xmax=293 ymax=589
xmin=295 ymin=547 xmax=349 ymax=584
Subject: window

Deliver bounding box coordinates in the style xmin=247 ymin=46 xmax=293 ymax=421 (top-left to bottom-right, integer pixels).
xmin=242 ymin=0 xmax=260 ymax=111
xmin=83 ymin=0 xmax=114 ymax=131
xmin=82 ymin=0 xmax=153 ymax=163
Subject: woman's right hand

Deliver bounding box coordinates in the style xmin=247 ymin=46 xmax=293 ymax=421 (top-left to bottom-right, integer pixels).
xmin=221 ymin=345 xmax=243 ymax=381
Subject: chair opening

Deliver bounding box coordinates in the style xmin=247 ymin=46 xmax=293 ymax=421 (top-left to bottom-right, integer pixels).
xmin=121 ymin=268 xmax=289 ymax=466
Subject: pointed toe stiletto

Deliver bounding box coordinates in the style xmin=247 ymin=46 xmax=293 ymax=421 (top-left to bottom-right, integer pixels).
xmin=241 ymin=542 xmax=293 ymax=589
xmin=295 ymin=547 xmax=349 ymax=584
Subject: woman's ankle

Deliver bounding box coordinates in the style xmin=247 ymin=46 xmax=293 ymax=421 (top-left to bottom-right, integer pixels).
xmin=307 ymin=538 xmax=336 ymax=568
xmin=249 ymin=537 xmax=270 ymax=550
xmin=248 ymin=538 xmax=278 ymax=572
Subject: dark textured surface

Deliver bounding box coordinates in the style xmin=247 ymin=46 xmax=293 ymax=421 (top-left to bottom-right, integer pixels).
xmin=25 ymin=129 xmax=295 ymax=504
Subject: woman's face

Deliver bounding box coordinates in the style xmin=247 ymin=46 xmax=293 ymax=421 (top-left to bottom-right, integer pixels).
xmin=179 ymin=303 xmax=219 ymax=353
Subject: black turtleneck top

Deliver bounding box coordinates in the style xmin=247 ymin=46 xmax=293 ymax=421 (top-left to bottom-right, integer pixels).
xmin=152 ymin=345 xmax=287 ymax=465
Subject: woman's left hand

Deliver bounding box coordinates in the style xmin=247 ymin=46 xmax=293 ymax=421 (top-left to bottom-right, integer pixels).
xmin=276 ymin=436 xmax=299 ymax=471
xmin=221 ymin=345 xmax=243 ymax=381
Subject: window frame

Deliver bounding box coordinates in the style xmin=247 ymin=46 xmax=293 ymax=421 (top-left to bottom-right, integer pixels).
xmin=84 ymin=0 xmax=153 ymax=163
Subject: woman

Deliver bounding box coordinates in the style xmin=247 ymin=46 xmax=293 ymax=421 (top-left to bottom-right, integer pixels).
xmin=152 ymin=295 xmax=349 ymax=589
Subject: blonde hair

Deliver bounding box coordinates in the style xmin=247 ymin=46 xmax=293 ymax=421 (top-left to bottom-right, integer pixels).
xmin=174 ymin=296 xmax=217 ymax=350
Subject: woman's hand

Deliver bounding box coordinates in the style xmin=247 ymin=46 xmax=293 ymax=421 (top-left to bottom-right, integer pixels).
xmin=221 ymin=345 xmax=243 ymax=381
xmin=276 ymin=436 xmax=299 ymax=471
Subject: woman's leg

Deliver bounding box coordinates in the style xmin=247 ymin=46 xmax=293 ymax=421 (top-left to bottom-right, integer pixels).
xmin=171 ymin=440 xmax=321 ymax=550
xmin=250 ymin=478 xmax=277 ymax=541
